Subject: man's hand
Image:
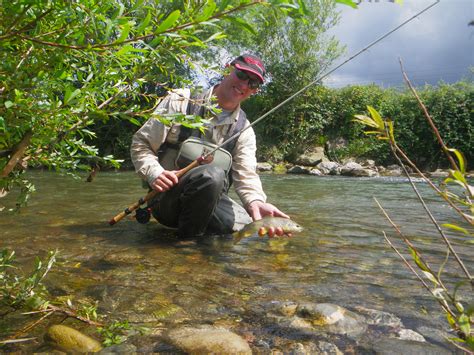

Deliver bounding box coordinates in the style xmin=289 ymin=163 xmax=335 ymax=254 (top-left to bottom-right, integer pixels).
xmin=247 ymin=200 xmax=291 ymax=238
xmin=151 ymin=170 xmax=179 ymax=192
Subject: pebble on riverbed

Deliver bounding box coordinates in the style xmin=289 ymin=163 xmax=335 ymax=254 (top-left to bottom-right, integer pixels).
xmin=45 ymin=324 xmax=103 ymax=353
xmin=164 ymin=325 xmax=252 ymax=354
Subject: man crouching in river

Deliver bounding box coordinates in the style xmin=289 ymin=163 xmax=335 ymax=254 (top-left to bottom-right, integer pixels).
xmin=130 ymin=54 xmax=289 ymax=238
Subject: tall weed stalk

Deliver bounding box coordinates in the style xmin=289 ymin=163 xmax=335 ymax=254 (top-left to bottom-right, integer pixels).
xmin=354 ymin=64 xmax=473 ymax=352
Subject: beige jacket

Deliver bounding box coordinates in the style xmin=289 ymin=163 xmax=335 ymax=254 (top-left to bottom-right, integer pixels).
xmin=130 ymin=88 xmax=266 ymax=207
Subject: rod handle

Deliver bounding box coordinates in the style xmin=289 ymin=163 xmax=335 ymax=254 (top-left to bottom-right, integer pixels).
xmin=108 ymin=158 xmax=201 ymax=226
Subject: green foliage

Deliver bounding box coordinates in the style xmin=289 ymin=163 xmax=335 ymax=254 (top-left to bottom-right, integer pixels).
xmin=97 ymin=320 xmax=133 ymax=347
xmin=250 ymin=82 xmax=473 ymax=167
xmin=1 ymin=249 xmax=57 ymax=310
xmin=230 ymin=0 xmax=343 ymax=160
xmin=1 ymin=0 xmax=308 ymax=208
xmin=0 ymin=248 xmax=147 ymax=348
xmin=357 ymin=106 xmax=474 ymax=351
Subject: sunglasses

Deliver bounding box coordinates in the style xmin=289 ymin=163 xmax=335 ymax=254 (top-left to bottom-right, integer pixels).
xmin=234 ymin=69 xmax=262 ymax=89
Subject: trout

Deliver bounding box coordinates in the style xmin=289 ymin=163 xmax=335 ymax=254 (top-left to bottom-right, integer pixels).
xmin=233 ymin=216 xmax=303 ymax=243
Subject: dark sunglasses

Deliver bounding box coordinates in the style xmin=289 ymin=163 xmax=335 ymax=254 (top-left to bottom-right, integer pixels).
xmin=234 ymin=69 xmax=262 ymax=89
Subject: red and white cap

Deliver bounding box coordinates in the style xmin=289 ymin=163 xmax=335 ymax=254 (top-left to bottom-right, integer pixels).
xmin=231 ymin=54 xmax=266 ymax=83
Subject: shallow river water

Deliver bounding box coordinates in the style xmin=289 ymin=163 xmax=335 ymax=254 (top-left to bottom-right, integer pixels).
xmin=1 ymin=170 xmax=472 ymax=352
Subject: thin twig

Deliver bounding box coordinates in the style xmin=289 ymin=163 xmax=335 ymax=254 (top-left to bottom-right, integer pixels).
xmin=8 ymin=311 xmax=53 ymax=340
xmin=13 ymin=2 xmax=260 ymax=51
xmin=399 ymin=58 xmax=460 ymax=172
xmin=46 ymin=305 xmax=103 ymax=327
xmin=16 ymin=46 xmax=34 ymax=70
xmin=4 ymin=4 xmax=33 ymax=33
xmin=380 ymin=230 xmax=454 ymax=318
xmin=390 ymin=141 xmax=473 ymax=283
xmin=0 ymin=338 xmax=37 ymax=345
xmin=374 ymin=197 xmax=449 ymax=294
xmin=393 ymin=146 xmax=473 ymax=226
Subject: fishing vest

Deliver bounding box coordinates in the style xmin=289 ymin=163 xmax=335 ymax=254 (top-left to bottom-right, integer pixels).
xmin=158 ymin=90 xmax=247 ymax=176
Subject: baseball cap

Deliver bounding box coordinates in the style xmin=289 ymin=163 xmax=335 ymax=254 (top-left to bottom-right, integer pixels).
xmin=230 ymin=54 xmax=266 ymax=83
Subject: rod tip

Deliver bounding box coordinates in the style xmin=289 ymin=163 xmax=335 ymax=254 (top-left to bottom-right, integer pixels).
xmin=108 ymin=219 xmax=116 ymax=226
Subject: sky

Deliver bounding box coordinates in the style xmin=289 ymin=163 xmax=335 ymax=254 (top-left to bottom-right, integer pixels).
xmin=323 ymin=0 xmax=474 ymax=88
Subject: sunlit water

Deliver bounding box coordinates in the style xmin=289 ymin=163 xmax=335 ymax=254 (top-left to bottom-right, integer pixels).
xmin=1 ymin=170 xmax=472 ymax=352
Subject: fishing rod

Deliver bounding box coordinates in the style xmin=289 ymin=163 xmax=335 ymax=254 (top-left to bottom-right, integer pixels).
xmin=109 ymin=0 xmax=440 ymax=226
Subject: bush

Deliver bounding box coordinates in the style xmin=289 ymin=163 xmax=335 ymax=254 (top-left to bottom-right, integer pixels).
xmin=248 ymin=81 xmax=473 ymax=168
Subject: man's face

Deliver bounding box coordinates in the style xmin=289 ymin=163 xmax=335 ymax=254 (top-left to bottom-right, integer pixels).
xmin=219 ymin=67 xmax=260 ymax=106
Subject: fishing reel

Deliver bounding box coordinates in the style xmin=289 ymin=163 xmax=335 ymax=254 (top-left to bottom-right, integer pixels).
xmin=135 ymin=207 xmax=151 ymax=224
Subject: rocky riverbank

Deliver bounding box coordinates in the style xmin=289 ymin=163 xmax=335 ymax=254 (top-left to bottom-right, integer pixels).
xmin=256 ymin=146 xmax=474 ymax=179
xmin=44 ymin=301 xmax=454 ymax=353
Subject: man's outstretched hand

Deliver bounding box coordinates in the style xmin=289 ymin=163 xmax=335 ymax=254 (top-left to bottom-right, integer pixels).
xmin=247 ymin=200 xmax=292 ymax=238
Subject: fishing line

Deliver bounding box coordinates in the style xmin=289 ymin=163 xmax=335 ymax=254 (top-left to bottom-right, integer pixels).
xmin=210 ymin=0 xmax=440 ymax=155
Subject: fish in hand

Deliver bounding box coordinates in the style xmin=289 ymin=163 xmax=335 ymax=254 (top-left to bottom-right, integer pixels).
xmin=233 ymin=216 xmax=303 ymax=243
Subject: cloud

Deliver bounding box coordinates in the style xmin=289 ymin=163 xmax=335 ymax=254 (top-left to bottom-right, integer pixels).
xmin=324 ymin=0 xmax=473 ymax=87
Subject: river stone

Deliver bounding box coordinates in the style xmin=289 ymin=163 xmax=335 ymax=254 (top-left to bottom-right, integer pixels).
xmin=429 ymin=169 xmax=449 ymax=177
xmin=415 ymin=326 xmax=452 ymax=344
xmin=354 ymin=306 xmax=403 ymax=327
xmin=45 ymin=324 xmax=103 ymax=353
xmin=395 ymin=329 xmax=425 ymax=342
xmin=297 ymin=303 xmax=367 ymax=337
xmin=287 ymin=165 xmax=312 ymax=174
xmin=371 ymin=338 xmax=451 ymax=355
xmin=288 ymin=340 xmax=343 ymax=355
xmin=257 ymin=162 xmax=273 ymax=172
xmin=359 ymin=159 xmax=376 ymax=168
xmin=340 ymin=162 xmax=363 ymax=176
xmin=99 ymin=343 xmax=137 ymax=353
xmin=384 ymin=164 xmax=403 ymax=176
xmin=267 ymin=300 xmax=299 ymax=317
xmin=294 ymin=146 xmax=328 ymax=166
xmin=317 ymin=161 xmax=340 ymax=175
xmin=165 ymin=325 xmax=251 ymax=354
xmin=309 ymin=168 xmax=323 ymax=176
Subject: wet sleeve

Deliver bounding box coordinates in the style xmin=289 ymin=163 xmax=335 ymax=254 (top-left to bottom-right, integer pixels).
xmin=130 ymin=89 xmax=190 ymax=185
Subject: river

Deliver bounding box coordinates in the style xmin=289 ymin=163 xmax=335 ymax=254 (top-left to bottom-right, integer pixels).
xmin=1 ymin=170 xmax=472 ymax=352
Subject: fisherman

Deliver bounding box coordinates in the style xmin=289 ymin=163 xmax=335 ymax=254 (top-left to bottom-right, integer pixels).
xmin=130 ymin=54 xmax=289 ymax=238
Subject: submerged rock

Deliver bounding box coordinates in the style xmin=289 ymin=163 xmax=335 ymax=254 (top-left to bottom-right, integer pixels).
xmin=297 ymin=303 xmax=367 ymax=338
xmin=395 ymin=329 xmax=426 ymax=342
xmin=100 ymin=343 xmax=137 ymax=353
xmin=354 ymin=306 xmax=403 ymax=328
xmin=45 ymin=324 xmax=102 ymax=353
xmin=165 ymin=325 xmax=251 ymax=354
xmin=288 ymin=341 xmax=342 ymax=355
xmin=372 ymin=338 xmax=451 ymax=355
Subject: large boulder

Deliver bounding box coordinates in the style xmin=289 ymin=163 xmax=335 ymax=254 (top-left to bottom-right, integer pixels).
xmin=340 ymin=162 xmax=378 ymax=177
xmin=287 ymin=165 xmax=312 ymax=174
xmin=317 ymin=161 xmax=340 ymax=175
xmin=294 ymin=147 xmax=329 ymax=166
xmin=383 ymin=164 xmax=403 ymax=176
xmin=257 ymin=162 xmax=273 ymax=172
xmin=165 ymin=325 xmax=251 ymax=354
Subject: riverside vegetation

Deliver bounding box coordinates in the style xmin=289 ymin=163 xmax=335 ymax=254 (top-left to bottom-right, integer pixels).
xmin=354 ymin=67 xmax=473 ymax=352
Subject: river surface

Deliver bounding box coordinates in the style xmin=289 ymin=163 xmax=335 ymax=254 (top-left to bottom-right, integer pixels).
xmin=1 ymin=170 xmax=472 ymax=352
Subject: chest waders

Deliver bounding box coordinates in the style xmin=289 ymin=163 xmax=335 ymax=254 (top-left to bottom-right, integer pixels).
xmin=135 ymin=92 xmax=247 ymax=225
